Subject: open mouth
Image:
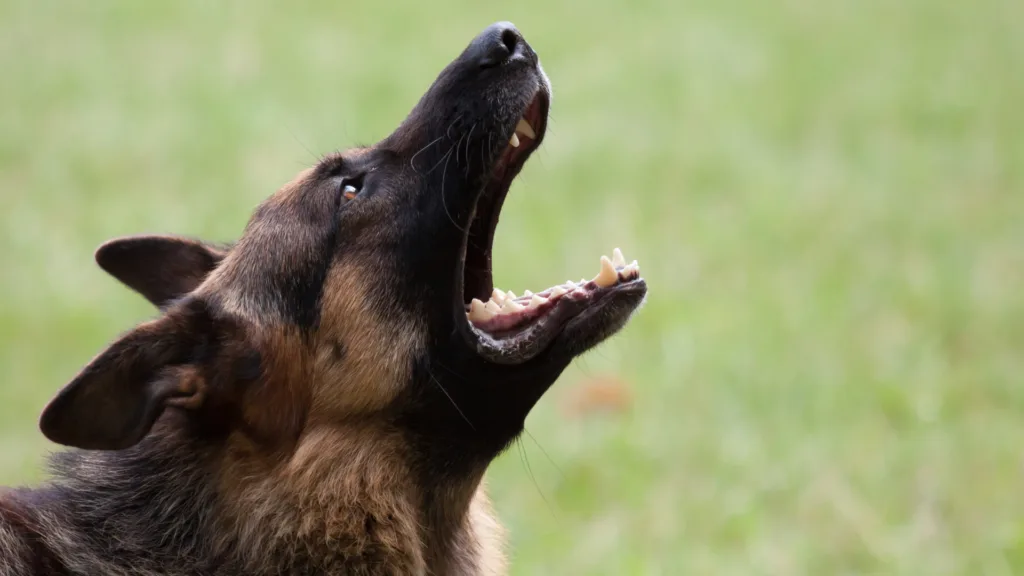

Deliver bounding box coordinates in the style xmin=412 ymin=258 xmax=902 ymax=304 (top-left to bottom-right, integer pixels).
xmin=458 ymin=89 xmax=646 ymax=364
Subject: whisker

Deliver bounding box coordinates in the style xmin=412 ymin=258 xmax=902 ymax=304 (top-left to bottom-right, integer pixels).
xmin=517 ymin=437 xmax=558 ymax=519
xmin=446 ymin=115 xmax=463 ymax=140
xmin=286 ymin=127 xmax=321 ymax=165
xmin=440 ymin=144 xmax=469 ymax=233
xmin=463 ymin=123 xmax=476 ymax=177
xmin=409 ymin=135 xmax=445 ymax=174
xmin=480 ymin=132 xmax=489 ymax=174
xmin=523 ymin=428 xmax=565 ymax=481
xmin=425 ymin=143 xmax=456 ymax=175
xmin=454 ymin=132 xmax=468 ymax=170
xmin=435 ymin=360 xmax=469 ymax=382
xmin=427 ymin=369 xmax=475 ymax=431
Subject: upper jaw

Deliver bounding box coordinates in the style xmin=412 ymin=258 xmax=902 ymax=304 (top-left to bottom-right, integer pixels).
xmin=458 ymin=84 xmax=550 ymax=304
xmin=487 ymin=79 xmax=551 ymax=181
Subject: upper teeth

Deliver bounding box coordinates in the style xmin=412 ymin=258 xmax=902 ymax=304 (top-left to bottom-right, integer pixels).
xmin=516 ymin=118 xmax=536 ymax=139
xmin=508 ymin=118 xmax=536 ymax=148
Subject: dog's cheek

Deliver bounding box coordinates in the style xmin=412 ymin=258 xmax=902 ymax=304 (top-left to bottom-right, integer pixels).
xmin=235 ymin=330 xmax=312 ymax=449
xmin=312 ymin=262 xmax=426 ymax=417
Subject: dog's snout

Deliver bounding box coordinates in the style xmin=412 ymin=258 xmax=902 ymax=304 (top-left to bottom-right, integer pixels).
xmin=471 ymin=22 xmax=527 ymax=69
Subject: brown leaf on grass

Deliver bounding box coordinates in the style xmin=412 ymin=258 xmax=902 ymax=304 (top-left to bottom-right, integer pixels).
xmin=561 ymin=375 xmax=633 ymax=418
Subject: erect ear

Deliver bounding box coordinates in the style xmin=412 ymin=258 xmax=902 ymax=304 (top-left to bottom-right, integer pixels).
xmin=40 ymin=300 xmax=219 ymax=450
xmin=95 ymin=235 xmax=230 ymax=309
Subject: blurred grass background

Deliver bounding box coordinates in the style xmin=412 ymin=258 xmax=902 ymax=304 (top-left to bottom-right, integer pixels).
xmin=1 ymin=0 xmax=1022 ymax=574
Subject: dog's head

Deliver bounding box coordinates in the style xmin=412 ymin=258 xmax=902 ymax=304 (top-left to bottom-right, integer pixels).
xmin=40 ymin=23 xmax=647 ymax=474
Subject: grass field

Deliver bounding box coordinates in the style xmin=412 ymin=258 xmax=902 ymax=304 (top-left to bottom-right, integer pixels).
xmin=2 ymin=0 xmax=1022 ymax=573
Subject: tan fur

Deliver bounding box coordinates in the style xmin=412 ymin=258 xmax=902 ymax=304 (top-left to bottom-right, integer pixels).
xmin=4 ymin=24 xmax=619 ymax=574
xmin=7 ymin=162 xmax=514 ymax=574
xmin=190 ymin=202 xmax=488 ymax=573
xmin=216 ymin=424 xmax=427 ymax=574
xmin=314 ymin=263 xmax=425 ymax=415
xmin=468 ymin=485 xmax=509 ymax=576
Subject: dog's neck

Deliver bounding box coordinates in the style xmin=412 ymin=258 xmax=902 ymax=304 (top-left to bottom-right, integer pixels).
xmin=215 ymin=420 xmax=504 ymax=574
xmin=32 ymin=422 xmax=504 ymax=575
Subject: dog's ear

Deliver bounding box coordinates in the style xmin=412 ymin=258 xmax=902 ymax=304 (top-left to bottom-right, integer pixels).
xmin=40 ymin=300 xmax=225 ymax=450
xmin=95 ymin=235 xmax=230 ymax=309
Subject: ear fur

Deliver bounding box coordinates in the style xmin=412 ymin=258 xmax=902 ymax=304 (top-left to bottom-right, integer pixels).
xmin=95 ymin=235 xmax=230 ymax=309
xmin=39 ymin=300 xmax=219 ymax=450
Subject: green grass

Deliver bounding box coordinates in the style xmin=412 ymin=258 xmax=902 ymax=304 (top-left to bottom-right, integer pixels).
xmin=2 ymin=0 xmax=1022 ymax=573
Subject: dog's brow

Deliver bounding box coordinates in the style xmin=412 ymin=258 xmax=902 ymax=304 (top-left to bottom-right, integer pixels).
xmin=315 ymin=154 xmax=348 ymax=179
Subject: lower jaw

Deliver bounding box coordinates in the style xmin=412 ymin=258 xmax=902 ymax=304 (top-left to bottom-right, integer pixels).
xmin=467 ymin=300 xmax=579 ymax=365
xmin=460 ymin=250 xmax=643 ymax=365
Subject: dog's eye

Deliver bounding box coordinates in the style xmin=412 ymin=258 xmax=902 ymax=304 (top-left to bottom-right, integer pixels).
xmin=339 ymin=175 xmax=363 ymax=200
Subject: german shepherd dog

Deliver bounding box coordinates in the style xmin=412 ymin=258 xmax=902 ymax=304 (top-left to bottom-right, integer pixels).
xmin=0 ymin=23 xmax=646 ymax=575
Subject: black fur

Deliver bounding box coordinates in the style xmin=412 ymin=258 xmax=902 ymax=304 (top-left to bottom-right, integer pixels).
xmin=2 ymin=22 xmax=646 ymax=575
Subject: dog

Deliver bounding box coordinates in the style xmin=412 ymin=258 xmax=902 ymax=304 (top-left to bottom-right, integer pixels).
xmin=0 ymin=22 xmax=646 ymax=575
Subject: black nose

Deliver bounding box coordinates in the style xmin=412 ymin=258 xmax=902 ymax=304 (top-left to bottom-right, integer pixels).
xmin=469 ymin=22 xmax=526 ymax=69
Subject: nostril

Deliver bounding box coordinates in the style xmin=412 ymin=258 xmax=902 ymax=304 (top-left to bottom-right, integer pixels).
xmin=479 ymin=46 xmax=509 ymax=69
xmin=479 ymin=41 xmax=510 ymax=69
xmin=500 ymin=28 xmax=519 ymax=54
xmin=475 ymin=22 xmax=524 ymax=69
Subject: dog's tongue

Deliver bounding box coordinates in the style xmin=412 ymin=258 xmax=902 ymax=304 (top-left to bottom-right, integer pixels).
xmin=466 ymin=247 xmax=640 ymax=333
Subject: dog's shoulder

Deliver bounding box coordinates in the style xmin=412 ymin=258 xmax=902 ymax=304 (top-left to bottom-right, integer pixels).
xmin=0 ymin=489 xmax=70 ymax=576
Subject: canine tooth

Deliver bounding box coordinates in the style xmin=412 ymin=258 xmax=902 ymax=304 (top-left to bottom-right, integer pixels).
xmin=491 ymin=288 xmax=506 ymax=303
xmin=468 ymin=299 xmax=494 ymax=323
xmin=523 ymin=289 xmax=533 ymax=297
xmin=595 ymin=255 xmax=617 ymax=287
xmin=506 ymin=290 xmax=517 ymax=300
xmin=501 ymin=298 xmax=524 ymax=313
xmin=485 ymin=300 xmax=502 ymax=314
xmin=612 ymin=247 xmax=626 ymax=268
xmin=509 ymin=133 xmax=520 ymax=148
xmin=565 ymin=280 xmax=576 ymax=289
xmin=516 ymin=118 xmax=536 ymax=139
xmin=529 ymin=294 xmax=548 ymax=308
xmin=550 ymin=286 xmax=568 ymax=298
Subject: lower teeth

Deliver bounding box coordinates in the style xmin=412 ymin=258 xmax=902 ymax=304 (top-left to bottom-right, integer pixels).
xmin=466 ymin=248 xmax=641 ymax=326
